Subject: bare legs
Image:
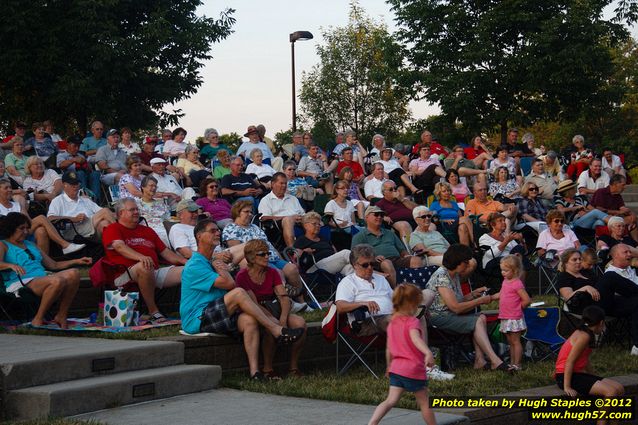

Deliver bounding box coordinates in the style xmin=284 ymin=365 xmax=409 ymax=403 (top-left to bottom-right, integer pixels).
xmin=472 ymin=314 xmax=503 ymax=369
xmin=127 ymin=264 xmax=182 ymax=315
xmin=369 ymin=387 xmax=435 ymax=425
xmin=28 ymin=268 xmax=80 ymax=328
xmin=506 ymin=332 xmax=523 ymax=368
xmin=31 ymin=215 xmax=72 ymax=254
xmin=262 ymin=313 xmax=307 ymax=374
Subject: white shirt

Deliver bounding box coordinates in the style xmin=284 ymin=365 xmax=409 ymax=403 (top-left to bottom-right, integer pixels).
xmin=163 ymin=140 xmax=188 ymax=156
xmin=23 ymin=169 xmax=61 ymax=194
xmin=577 ymin=170 xmax=609 ymax=192
xmin=324 ymin=199 xmax=356 ymax=227
xmin=47 ymin=192 xmax=102 ymax=238
xmin=236 ymin=141 xmax=274 ymax=161
xmin=152 ymin=172 xmax=183 ymax=196
xmin=335 ymin=272 xmax=393 ymax=316
xmin=169 ymin=223 xmax=197 ymax=252
xmin=258 ymin=191 xmax=304 ymax=217
xmin=0 ymin=201 xmax=21 ymax=215
xmin=606 ymin=264 xmax=638 ymax=286
xmin=602 ymin=155 xmax=623 ymax=171
xmin=245 ymin=163 xmax=276 ymax=179
xmin=364 ymin=177 xmax=386 ymax=199
xmin=376 ymin=159 xmax=402 ymax=174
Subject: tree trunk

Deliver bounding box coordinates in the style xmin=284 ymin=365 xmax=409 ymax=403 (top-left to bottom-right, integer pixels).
xmin=500 ymin=120 xmax=507 ymax=145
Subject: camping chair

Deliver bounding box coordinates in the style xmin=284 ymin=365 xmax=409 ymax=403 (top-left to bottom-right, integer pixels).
xmin=536 ymin=249 xmax=560 ymax=294
xmin=0 ymin=275 xmax=40 ymax=322
xmin=396 ymin=266 xmax=438 ymax=289
xmin=282 ymin=247 xmax=330 ymax=307
xmin=331 ymin=305 xmax=385 ymax=378
xmin=523 ymin=306 xmax=565 ymax=362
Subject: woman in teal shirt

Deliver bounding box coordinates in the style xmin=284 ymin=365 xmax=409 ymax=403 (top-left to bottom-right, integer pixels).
xmin=0 ymin=212 xmax=91 ymax=328
xmin=429 ymin=182 xmax=474 ymax=246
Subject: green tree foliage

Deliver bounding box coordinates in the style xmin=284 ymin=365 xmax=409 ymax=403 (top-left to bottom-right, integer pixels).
xmin=218 ymin=132 xmax=242 ymax=153
xmin=299 ymin=1 xmax=411 ymax=144
xmin=388 ymin=0 xmax=629 ymax=143
xmin=0 ymin=0 xmax=235 ymax=134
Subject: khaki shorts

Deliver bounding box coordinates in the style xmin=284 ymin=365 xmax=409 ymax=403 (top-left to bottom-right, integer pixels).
xmin=114 ymin=265 xmax=174 ymax=288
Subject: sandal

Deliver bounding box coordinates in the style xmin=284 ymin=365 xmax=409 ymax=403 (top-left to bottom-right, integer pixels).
xmin=263 ymin=370 xmax=282 ymax=381
xmin=250 ymin=371 xmax=265 ymax=381
xmin=288 ymin=369 xmax=303 ymax=378
xmin=508 ymin=364 xmax=521 ymax=373
xmin=492 ymin=362 xmax=510 ymax=371
xmin=149 ymin=311 xmax=167 ymax=324
xmin=275 ymin=327 xmax=304 ymax=345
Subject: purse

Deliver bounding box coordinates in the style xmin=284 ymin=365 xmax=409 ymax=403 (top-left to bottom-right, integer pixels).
xmin=104 ymin=289 xmax=140 ymax=327
xmin=260 ymin=298 xmax=282 ymax=318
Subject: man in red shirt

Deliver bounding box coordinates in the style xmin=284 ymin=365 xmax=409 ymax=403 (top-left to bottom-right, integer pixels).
xmin=411 ymin=130 xmax=449 ymax=159
xmin=335 ymin=147 xmax=365 ymax=182
xmin=375 ymin=181 xmax=417 ymax=240
xmin=103 ymin=198 xmax=187 ymax=322
xmin=592 ymin=174 xmax=638 ymax=241
xmin=2 ymin=121 xmax=27 ymax=150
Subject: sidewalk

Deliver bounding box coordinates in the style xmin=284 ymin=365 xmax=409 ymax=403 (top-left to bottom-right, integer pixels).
xmin=74 ymin=388 xmax=470 ymax=425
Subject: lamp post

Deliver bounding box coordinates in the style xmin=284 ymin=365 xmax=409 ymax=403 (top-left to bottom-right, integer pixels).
xmin=290 ymin=30 xmax=313 ymax=132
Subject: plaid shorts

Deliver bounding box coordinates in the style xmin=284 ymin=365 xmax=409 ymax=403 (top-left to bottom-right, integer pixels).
xmin=199 ymin=297 xmax=240 ymax=336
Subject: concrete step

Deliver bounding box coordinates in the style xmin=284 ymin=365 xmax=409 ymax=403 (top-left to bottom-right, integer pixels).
xmin=1 ymin=334 xmax=184 ymax=390
xmin=5 ymin=364 xmax=221 ymax=420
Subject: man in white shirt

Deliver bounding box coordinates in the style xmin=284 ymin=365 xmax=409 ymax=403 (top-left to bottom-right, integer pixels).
xmin=258 ymin=172 xmax=305 ymax=247
xmin=236 ymin=125 xmax=275 ymax=165
xmin=48 ymin=171 xmax=115 ymax=240
xmin=169 ymin=199 xmax=199 ymax=259
xmin=577 ymin=158 xmax=609 ymax=197
xmin=364 ymin=163 xmax=387 ymax=201
xmin=602 ymin=147 xmax=626 ymax=178
xmin=150 ymin=157 xmax=189 ymax=204
xmin=297 ymin=143 xmax=333 ymax=194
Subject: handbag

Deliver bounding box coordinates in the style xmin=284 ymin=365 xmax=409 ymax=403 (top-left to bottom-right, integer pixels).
xmin=104 ymin=289 xmax=140 ymax=327
xmin=260 ymin=298 xmax=282 ymax=318
xmin=565 ymin=291 xmax=593 ymax=314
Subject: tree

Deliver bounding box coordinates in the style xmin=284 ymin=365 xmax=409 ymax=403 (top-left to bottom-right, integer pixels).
xmin=299 ymin=1 xmax=411 ymax=143
xmin=388 ymin=0 xmax=629 ymax=142
xmin=0 ymin=0 xmax=235 ymax=134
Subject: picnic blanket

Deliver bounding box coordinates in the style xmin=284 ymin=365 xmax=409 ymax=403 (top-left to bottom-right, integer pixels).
xmin=0 ymin=318 xmax=181 ymax=333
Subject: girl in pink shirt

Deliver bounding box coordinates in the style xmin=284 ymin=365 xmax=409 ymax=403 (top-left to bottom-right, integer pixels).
xmin=369 ymin=284 xmax=436 ymax=425
xmin=498 ymin=255 xmax=531 ymax=372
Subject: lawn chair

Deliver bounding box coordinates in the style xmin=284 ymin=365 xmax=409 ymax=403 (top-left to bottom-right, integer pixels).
xmin=523 ymin=306 xmax=565 ymax=362
xmin=282 ymin=247 xmax=330 ymax=307
xmin=536 ymin=249 xmax=560 ymax=294
xmin=0 ymin=276 xmax=40 ymax=322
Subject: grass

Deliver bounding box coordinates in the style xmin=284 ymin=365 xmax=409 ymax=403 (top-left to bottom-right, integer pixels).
xmin=222 ymin=345 xmax=638 ymax=410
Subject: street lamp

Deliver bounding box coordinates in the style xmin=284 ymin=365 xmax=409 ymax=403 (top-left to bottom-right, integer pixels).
xmin=290 ymin=30 xmax=313 ymax=132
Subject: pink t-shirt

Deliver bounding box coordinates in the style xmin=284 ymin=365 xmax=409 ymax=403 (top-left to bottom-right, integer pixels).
xmin=536 ymin=228 xmax=579 ymax=255
xmin=387 ymin=315 xmax=426 ymax=380
xmin=235 ymin=267 xmax=282 ymax=303
xmin=498 ymin=278 xmax=525 ymax=319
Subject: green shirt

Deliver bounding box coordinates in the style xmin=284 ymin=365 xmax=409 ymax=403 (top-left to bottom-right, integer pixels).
xmin=213 ymin=165 xmax=230 ymax=180
xmin=409 ymin=230 xmax=450 ymax=253
xmin=351 ymin=227 xmax=404 ymax=258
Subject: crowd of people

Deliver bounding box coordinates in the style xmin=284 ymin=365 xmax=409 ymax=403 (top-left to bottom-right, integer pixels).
xmin=0 ymin=121 xmax=636 ymax=406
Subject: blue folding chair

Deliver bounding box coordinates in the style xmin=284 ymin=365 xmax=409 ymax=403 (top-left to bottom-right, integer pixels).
xmin=523 ymin=306 xmax=565 ymax=362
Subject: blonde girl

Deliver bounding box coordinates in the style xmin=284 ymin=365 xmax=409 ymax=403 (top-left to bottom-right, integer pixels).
xmin=368 ymin=283 xmax=436 ymax=425
xmin=498 ymin=255 xmax=531 ymax=372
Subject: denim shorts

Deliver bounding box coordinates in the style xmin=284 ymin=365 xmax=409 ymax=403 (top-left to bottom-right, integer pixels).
xmin=269 ymin=259 xmax=288 ymax=270
xmin=389 ymin=372 xmax=427 ymax=392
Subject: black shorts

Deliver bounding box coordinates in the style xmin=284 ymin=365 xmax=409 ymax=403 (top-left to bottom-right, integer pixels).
xmin=199 ymin=297 xmax=240 ymax=336
xmin=555 ymin=372 xmax=602 ymax=396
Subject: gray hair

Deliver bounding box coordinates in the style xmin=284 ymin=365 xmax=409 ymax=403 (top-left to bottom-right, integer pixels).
xmin=350 ymin=244 xmax=376 ymax=265
xmin=522 ymin=132 xmax=534 ymax=144
xmin=608 ymin=216 xmax=625 ymax=229
xmin=185 ymin=144 xmax=199 ymax=154
xmin=204 ymin=128 xmax=218 ymax=139
xmin=25 ymin=155 xmax=44 ymax=173
xmin=572 ymin=134 xmax=584 ymax=144
xmin=230 ymin=155 xmax=243 ymax=164
xmin=249 ymin=148 xmax=263 ymax=160
xmin=283 ymin=160 xmax=297 ymax=169
xmin=140 ymin=175 xmax=158 ymax=188
xmin=372 ymin=134 xmax=385 ymax=143
xmin=344 ymin=130 xmax=357 ymax=139
xmin=114 ymin=197 xmax=136 ymax=217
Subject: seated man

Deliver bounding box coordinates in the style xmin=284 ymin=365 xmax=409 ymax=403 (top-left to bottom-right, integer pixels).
xmin=577 ymin=158 xmax=609 ymax=198
xmin=181 ymin=219 xmax=304 ymax=379
xmin=596 ymin=244 xmax=638 ymax=355
xmin=296 ymin=143 xmax=333 ymax=194
xmin=103 ymin=198 xmax=187 ymax=322
xmin=374 ymin=180 xmax=417 ymax=240
xmin=591 ymin=174 xmax=638 ymax=242
xmin=443 ymin=145 xmax=488 ymax=182
xmin=95 ymin=129 xmax=127 ymax=185
xmin=524 ymin=158 xmax=557 ymax=208
xmin=80 ymin=120 xmax=107 ymax=163
xmin=335 ymin=147 xmax=365 ymax=183
xmin=601 ymin=147 xmax=626 ymax=178
xmin=351 ymin=206 xmax=424 ymax=288
xmin=150 ymin=157 xmax=193 ymax=205
xmin=220 ymin=156 xmax=263 ymax=205
xmin=364 ymin=163 xmax=387 ymax=201
xmin=257 ymin=172 xmax=305 ymax=248
xmin=48 ymin=171 xmax=115 ymax=241
xmin=465 ymin=182 xmax=517 ymax=230
xmin=57 ymin=135 xmax=101 ymax=203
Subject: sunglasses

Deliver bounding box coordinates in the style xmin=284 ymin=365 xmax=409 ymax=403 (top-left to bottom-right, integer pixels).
xmin=372 ymin=212 xmax=385 ymax=217
xmin=385 ymin=188 xmax=397 ymax=192
xmin=552 ymin=219 xmax=564 ymax=224
xmin=357 ymin=261 xmax=375 ymax=269
xmin=255 ymin=252 xmax=269 ymax=257
xmin=528 ymin=187 xmax=538 ymax=192
xmin=418 ymin=214 xmax=433 ymax=220
xmin=209 ymin=185 xmax=218 ymax=189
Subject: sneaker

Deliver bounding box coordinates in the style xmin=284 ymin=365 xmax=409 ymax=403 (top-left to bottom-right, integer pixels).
xmin=291 ymin=301 xmax=308 ymax=314
xmin=62 ymin=242 xmax=86 ymax=255
xmin=631 ymin=346 xmax=638 ymax=356
xmin=426 ymin=365 xmax=455 ymax=381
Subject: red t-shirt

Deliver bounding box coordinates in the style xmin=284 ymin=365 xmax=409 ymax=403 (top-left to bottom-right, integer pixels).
xmin=336 ymin=160 xmax=364 ymax=180
xmin=375 ymin=198 xmax=414 ymax=223
xmin=464 ymin=146 xmax=486 ymax=160
xmin=103 ymin=222 xmax=166 ymax=268
xmin=235 ymin=267 xmax=282 ymax=303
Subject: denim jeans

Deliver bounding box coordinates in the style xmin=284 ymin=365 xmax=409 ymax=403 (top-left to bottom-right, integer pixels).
xmin=571 ymin=209 xmax=608 ymax=229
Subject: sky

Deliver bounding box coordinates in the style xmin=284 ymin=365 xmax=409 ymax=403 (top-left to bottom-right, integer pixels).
xmin=168 ymin=0 xmax=635 ymax=142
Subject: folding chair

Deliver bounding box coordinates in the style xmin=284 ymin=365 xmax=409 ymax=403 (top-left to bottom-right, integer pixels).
xmin=334 ymin=305 xmax=385 ymax=378
xmin=523 ymin=306 xmax=565 ymax=361
xmin=536 ymin=249 xmax=560 ymax=294
xmin=427 ymin=324 xmax=475 ymax=371
xmin=282 ymin=247 xmax=329 ymax=307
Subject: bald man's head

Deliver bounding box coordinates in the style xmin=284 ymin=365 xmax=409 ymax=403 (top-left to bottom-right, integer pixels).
xmin=610 ymin=243 xmax=633 ymax=268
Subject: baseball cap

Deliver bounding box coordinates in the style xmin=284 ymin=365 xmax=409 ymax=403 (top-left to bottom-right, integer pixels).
xmin=176 ymin=199 xmax=199 ymax=213
xmin=62 ymin=171 xmax=80 ymax=185
xmin=150 ymin=157 xmax=167 ymax=165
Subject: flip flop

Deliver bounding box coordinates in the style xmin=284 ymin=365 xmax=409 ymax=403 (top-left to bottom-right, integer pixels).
xmin=492 ymin=362 xmax=510 ymax=371
xmin=263 ymin=370 xmax=282 ymax=381
xmin=149 ymin=312 xmax=167 ymax=324
xmin=275 ymin=327 xmax=304 ymax=345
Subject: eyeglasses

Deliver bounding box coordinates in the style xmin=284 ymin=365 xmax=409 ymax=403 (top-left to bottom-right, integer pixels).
xmin=475 ymin=188 xmax=487 ymax=192
xmin=307 ymin=222 xmax=321 ymax=227
xmin=208 ymin=185 xmax=218 ymax=189
xmin=24 ymin=249 xmax=35 ymax=261
xmin=552 ymin=219 xmax=564 ymax=224
xmin=372 ymin=212 xmax=385 ymax=217
xmin=93 ymin=128 xmax=103 ymax=131
xmin=528 ymin=187 xmax=538 ymax=192
xmin=286 ymin=167 xmax=297 ymax=171
xmin=385 ymin=188 xmax=397 ymax=192
xmin=418 ymin=214 xmax=433 ymax=220
xmin=255 ymin=252 xmax=269 ymax=257
xmin=357 ymin=261 xmax=375 ymax=269
xmin=203 ymin=227 xmax=221 ymax=234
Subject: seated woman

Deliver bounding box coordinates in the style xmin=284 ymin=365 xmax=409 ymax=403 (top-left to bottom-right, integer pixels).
xmin=488 ymin=147 xmax=521 ymax=185
xmin=23 ymin=156 xmax=62 ymax=204
xmin=176 ymin=144 xmax=211 ymax=188
xmin=199 ymin=128 xmax=228 ymax=164
xmin=195 ymin=178 xmax=232 ymax=228
xmin=135 ymin=176 xmax=171 ymax=246
xmin=489 ymin=166 xmax=520 ymax=202
xmin=236 ymin=239 xmax=307 ymax=379
xmin=337 ymin=166 xmax=369 ymax=210
xmin=409 ymin=145 xmax=446 ymax=195
xmin=409 ymin=206 xmax=449 ymax=266
xmin=324 ymin=180 xmax=363 ymax=230
xmin=554 ymin=179 xmax=609 ymax=230
xmin=564 ymin=135 xmax=593 ymax=181
xmin=425 ymin=244 xmax=507 ymax=370
xmin=118 ymin=155 xmax=144 ymax=199
xmin=0 ymin=179 xmax=85 ymax=255
xmin=515 ymin=182 xmax=547 ymax=232
xmin=293 ymin=212 xmax=353 ymax=275
xmin=479 ymin=213 xmax=527 ymax=272
xmin=537 ymin=210 xmax=580 ymax=258
xmin=597 ymin=216 xmax=638 ymax=265
xmin=376 ymin=147 xmax=420 ymax=197
xmin=0 ymin=212 xmax=91 ymax=328
xmin=556 ymin=248 xmax=600 ymax=314
xmin=0 ymin=160 xmax=27 ymax=210
xmin=246 ymin=148 xmax=276 ymax=189
xmin=463 ymin=136 xmax=493 ymax=169
xmin=429 ymin=182 xmax=473 ymax=246
xmin=446 ymin=168 xmax=470 ymax=206
xmin=5 ymin=136 xmax=27 ymax=185
xmin=222 ymin=200 xmax=304 ymax=302
xmin=212 ymin=149 xmax=231 ymax=180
